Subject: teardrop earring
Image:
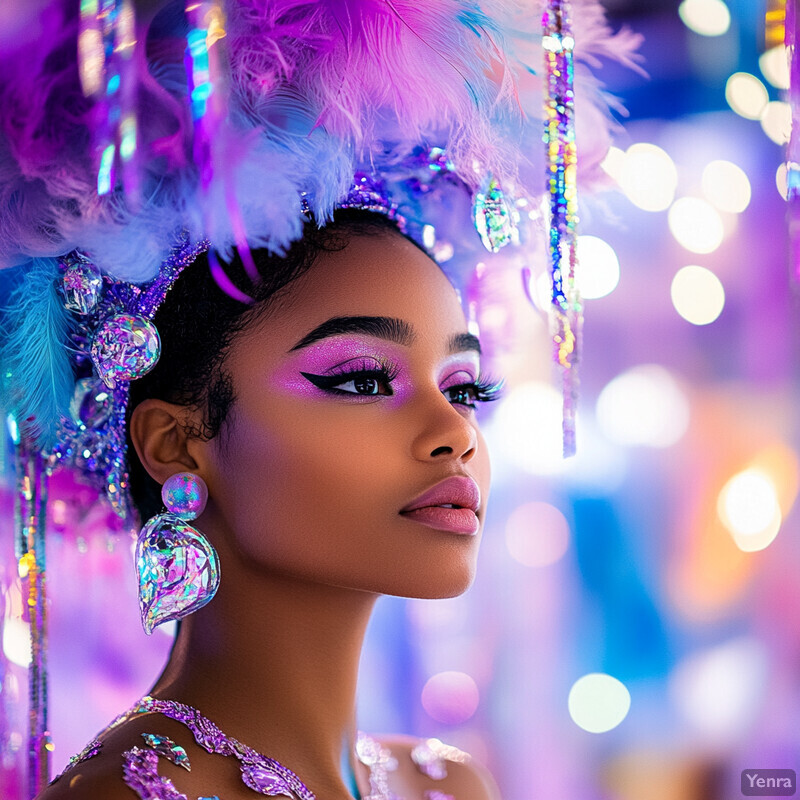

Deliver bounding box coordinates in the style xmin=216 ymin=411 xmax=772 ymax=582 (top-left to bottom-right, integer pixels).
xmin=135 ymin=472 xmax=220 ymax=635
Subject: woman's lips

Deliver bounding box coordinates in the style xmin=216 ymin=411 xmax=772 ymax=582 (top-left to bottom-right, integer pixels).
xmin=400 ymin=476 xmax=481 ymax=535
xmin=400 ymin=506 xmax=480 ymax=535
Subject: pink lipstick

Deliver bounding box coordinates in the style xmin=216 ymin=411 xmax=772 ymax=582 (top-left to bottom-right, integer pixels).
xmin=400 ymin=476 xmax=481 ymax=535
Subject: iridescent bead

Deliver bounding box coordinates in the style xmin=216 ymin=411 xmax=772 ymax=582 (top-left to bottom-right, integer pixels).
xmin=162 ymin=473 xmax=208 ymax=521
xmin=141 ymin=733 xmax=191 ymax=771
xmin=69 ymin=377 xmax=113 ymax=429
xmin=473 ymin=175 xmax=516 ymax=253
xmin=90 ymin=313 xmax=160 ymax=388
xmin=61 ymin=257 xmax=103 ymax=314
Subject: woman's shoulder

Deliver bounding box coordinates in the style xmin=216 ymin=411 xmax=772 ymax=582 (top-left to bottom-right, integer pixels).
xmin=35 ymin=710 xmax=240 ymax=800
xmin=371 ymin=732 xmax=501 ymax=800
xmin=37 ymin=712 xmax=500 ymax=800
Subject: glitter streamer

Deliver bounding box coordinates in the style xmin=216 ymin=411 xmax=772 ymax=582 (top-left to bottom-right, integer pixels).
xmin=780 ymin=0 xmax=800 ymax=282
xmin=14 ymin=443 xmax=51 ymax=798
xmin=543 ymin=0 xmax=581 ymax=457
xmin=78 ymin=0 xmax=138 ymax=197
xmin=185 ymin=1 xmax=260 ymax=299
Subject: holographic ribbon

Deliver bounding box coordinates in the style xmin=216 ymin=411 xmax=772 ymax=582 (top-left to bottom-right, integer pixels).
xmin=13 ymin=441 xmax=51 ymax=798
xmin=543 ymin=0 xmax=581 ymax=457
xmin=78 ymin=0 xmax=138 ymax=197
xmin=185 ymin=1 xmax=258 ymax=304
xmin=780 ymin=0 xmax=800 ymax=280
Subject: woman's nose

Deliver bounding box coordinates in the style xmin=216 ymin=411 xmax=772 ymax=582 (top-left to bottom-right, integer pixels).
xmin=410 ymin=395 xmax=479 ymax=463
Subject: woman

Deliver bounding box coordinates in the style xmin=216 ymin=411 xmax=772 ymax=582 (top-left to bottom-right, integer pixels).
xmin=0 ymin=0 xmax=634 ymax=796
xmin=35 ymin=209 xmax=501 ymax=799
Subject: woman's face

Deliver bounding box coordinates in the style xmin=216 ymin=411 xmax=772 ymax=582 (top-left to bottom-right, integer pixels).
xmin=197 ymin=229 xmax=494 ymax=599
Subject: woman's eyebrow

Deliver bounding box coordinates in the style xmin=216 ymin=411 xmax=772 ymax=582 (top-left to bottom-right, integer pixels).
xmin=289 ymin=316 xmax=482 ymax=355
xmin=448 ymin=332 xmax=481 ymax=355
xmin=289 ymin=316 xmax=415 ymax=351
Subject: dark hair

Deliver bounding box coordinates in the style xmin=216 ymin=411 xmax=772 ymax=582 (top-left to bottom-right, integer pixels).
xmin=127 ymin=210 xmax=410 ymax=521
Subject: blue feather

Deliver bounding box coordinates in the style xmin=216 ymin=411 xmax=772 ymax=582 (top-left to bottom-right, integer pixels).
xmin=0 ymin=258 xmax=75 ymax=450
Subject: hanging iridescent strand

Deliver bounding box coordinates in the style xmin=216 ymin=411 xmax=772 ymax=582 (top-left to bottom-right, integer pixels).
xmin=543 ymin=0 xmax=581 ymax=457
xmin=779 ymin=0 xmax=800 ymax=283
xmin=13 ymin=438 xmax=51 ymax=798
xmin=185 ymin=1 xmax=259 ymax=304
xmin=78 ymin=0 xmax=138 ymax=197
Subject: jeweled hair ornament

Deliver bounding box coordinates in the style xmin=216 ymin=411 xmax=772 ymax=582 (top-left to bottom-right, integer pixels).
xmin=0 ymin=0 xmax=641 ymax=795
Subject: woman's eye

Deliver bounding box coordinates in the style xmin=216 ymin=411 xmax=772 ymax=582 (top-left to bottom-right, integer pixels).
xmin=300 ymin=369 xmax=394 ymax=396
xmin=442 ymin=376 xmax=503 ymax=407
xmin=337 ymin=376 xmax=380 ymax=395
xmin=445 ymin=385 xmax=476 ymax=406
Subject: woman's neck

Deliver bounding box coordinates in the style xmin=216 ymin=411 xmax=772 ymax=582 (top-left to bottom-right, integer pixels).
xmin=149 ymin=564 xmax=378 ymax=797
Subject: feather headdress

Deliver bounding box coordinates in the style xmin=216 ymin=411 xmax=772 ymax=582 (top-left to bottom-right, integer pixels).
xmin=0 ymin=0 xmax=640 ymax=454
xmin=0 ymin=0 xmax=638 ymax=275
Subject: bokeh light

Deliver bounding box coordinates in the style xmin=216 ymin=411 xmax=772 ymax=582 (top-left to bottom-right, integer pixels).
xmin=575 ymin=235 xmax=620 ymax=299
xmin=760 ymin=100 xmax=792 ymax=145
xmin=568 ymin=673 xmax=631 ymax=734
xmin=505 ymin=502 xmax=570 ymax=567
xmin=776 ymin=163 xmax=788 ymax=200
xmin=669 ymin=638 xmax=767 ymax=741
xmin=701 ymin=160 xmax=751 ymax=213
xmin=600 ymin=145 xmax=626 ymax=182
xmin=678 ymin=0 xmax=731 ymax=37
xmin=725 ymin=72 xmax=768 ymax=120
xmin=618 ymin=143 xmax=678 ymax=212
xmin=667 ymin=197 xmax=724 ymax=254
xmin=759 ymin=45 xmax=790 ymax=90
xmin=2 ymin=617 xmax=30 ymax=669
xmin=596 ymin=365 xmax=690 ymax=448
xmin=670 ymin=265 xmax=725 ymax=325
xmin=421 ymin=671 xmax=480 ymax=725
xmin=488 ymin=382 xmax=564 ymax=475
xmin=717 ymin=468 xmax=782 ymax=551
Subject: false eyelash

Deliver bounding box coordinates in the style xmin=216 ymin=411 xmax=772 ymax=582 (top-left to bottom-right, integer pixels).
xmin=470 ymin=374 xmax=504 ymax=403
xmin=454 ymin=373 xmax=504 ymax=405
xmin=323 ymin=357 xmax=400 ymax=381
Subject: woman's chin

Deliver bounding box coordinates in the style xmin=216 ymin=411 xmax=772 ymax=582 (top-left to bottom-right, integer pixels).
xmin=380 ymin=565 xmax=478 ymax=601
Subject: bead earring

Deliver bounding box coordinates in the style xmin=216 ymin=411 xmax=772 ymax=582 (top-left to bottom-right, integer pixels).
xmin=136 ymin=472 xmax=220 ymax=635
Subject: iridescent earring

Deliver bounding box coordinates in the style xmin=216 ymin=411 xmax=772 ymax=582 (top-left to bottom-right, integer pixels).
xmin=136 ymin=472 xmax=220 ymax=635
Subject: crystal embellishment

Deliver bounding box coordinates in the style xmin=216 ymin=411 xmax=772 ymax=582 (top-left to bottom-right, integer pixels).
xmin=61 ymin=255 xmax=103 ymax=314
xmin=411 ymin=736 xmax=471 ymax=782
xmin=356 ymin=733 xmax=400 ymax=800
xmin=473 ymin=175 xmax=516 ymax=253
xmin=240 ymin=761 xmax=295 ymax=797
xmin=142 ymin=733 xmax=192 ymax=771
xmin=123 ymin=747 xmax=187 ymax=800
xmin=69 ymin=377 xmax=114 ymax=429
xmin=109 ymin=694 xmax=475 ymax=800
xmin=337 ymin=173 xmax=400 ymax=225
xmin=136 ymin=514 xmax=221 ymax=635
xmin=91 ymin=312 xmax=161 ymax=388
xmin=411 ymin=739 xmax=448 ymax=780
xmin=129 ymin=696 xmax=317 ymax=799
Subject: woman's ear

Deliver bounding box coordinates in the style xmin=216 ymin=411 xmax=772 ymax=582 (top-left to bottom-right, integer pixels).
xmin=129 ymin=399 xmax=202 ymax=486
